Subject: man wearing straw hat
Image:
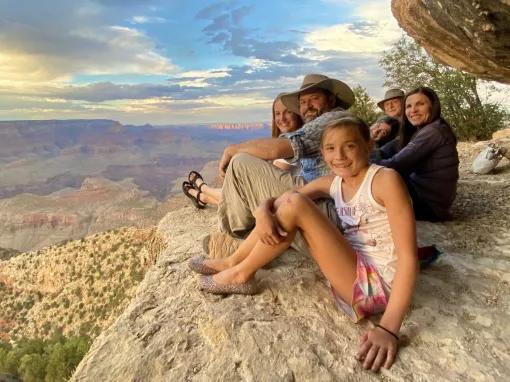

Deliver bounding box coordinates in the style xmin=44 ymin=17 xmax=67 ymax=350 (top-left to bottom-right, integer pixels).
xmin=213 ymin=74 xmax=354 ymax=249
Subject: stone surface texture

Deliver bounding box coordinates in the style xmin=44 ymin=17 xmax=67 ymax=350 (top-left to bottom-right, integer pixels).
xmin=392 ymin=0 xmax=510 ymax=83
xmin=72 ymin=142 xmax=510 ymax=381
xmin=493 ymin=128 xmax=510 ymax=140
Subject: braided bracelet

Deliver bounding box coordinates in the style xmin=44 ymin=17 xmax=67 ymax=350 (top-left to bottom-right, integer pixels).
xmin=375 ymin=324 xmax=400 ymax=341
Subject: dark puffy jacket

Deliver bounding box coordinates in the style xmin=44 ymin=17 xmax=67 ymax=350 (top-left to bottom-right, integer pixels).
xmin=376 ymin=118 xmax=459 ymax=220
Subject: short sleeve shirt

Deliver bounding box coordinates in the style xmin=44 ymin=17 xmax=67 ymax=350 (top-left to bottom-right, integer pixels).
xmin=280 ymin=108 xmax=352 ymax=181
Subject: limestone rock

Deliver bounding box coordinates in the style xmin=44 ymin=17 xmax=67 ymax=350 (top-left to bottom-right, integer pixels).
xmin=392 ymin=0 xmax=510 ymax=83
xmin=72 ymin=146 xmax=510 ymax=381
xmin=493 ymin=127 xmax=510 ymax=140
xmin=202 ymin=230 xmax=243 ymax=259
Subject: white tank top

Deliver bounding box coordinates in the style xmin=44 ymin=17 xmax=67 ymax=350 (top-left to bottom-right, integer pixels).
xmin=330 ymin=164 xmax=397 ymax=286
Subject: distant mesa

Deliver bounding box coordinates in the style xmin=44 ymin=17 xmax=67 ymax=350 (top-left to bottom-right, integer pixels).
xmin=209 ymin=122 xmax=268 ymax=130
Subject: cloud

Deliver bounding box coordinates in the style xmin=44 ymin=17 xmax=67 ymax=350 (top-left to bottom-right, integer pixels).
xmin=0 ymin=1 xmax=175 ymax=84
xmin=196 ymin=3 xmax=307 ymax=64
xmin=129 ymin=15 xmax=166 ymax=24
xmin=0 ymin=80 xmax=211 ymax=102
xmin=203 ymin=14 xmax=231 ymax=34
xmin=231 ymin=6 xmax=251 ymax=24
xmin=54 ymin=82 xmax=189 ymax=102
xmin=0 ymin=0 xmax=417 ymax=124
xmin=93 ymin=0 xmax=153 ymax=6
xmin=195 ymin=2 xmax=230 ymax=20
xmin=305 ymin=1 xmax=401 ymax=54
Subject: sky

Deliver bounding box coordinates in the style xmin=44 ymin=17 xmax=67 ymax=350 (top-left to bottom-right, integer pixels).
xmin=0 ymin=0 xmax=506 ymax=125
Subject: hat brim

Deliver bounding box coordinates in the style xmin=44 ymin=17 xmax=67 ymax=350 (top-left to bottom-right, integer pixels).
xmin=281 ymin=78 xmax=355 ymax=115
xmin=377 ymin=95 xmax=404 ymax=110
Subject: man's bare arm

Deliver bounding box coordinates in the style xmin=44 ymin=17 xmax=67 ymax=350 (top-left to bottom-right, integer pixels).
xmin=219 ymin=138 xmax=293 ymax=177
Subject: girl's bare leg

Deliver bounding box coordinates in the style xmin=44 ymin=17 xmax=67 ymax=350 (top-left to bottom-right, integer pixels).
xmin=201 ymin=226 xmax=266 ymax=272
xmin=211 ymin=232 xmax=295 ymax=285
xmin=280 ymin=193 xmax=357 ymax=302
xmin=213 ymin=192 xmax=357 ymax=303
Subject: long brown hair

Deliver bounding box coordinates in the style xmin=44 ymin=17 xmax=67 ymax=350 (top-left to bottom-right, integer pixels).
xmin=271 ymin=93 xmax=303 ymax=137
xmin=271 ymin=93 xmax=284 ymax=137
xmin=399 ymin=87 xmax=444 ymax=149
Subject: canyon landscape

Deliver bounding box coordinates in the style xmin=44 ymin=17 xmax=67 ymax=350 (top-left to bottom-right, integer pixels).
xmin=0 ymin=119 xmax=269 ymax=252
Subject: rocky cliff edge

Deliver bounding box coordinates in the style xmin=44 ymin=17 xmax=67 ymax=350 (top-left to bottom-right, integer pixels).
xmin=72 ymin=142 xmax=509 ymax=381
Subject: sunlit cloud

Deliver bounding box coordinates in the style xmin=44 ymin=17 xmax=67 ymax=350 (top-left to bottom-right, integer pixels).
xmin=305 ymin=0 xmax=400 ymax=54
xmin=172 ymin=69 xmax=230 ymax=87
xmin=129 ymin=16 xmax=166 ymax=24
xmin=0 ymin=8 xmax=175 ymax=85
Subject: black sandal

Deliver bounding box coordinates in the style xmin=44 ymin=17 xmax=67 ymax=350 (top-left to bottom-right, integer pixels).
xmin=188 ymin=171 xmax=206 ymax=190
xmin=182 ymin=181 xmax=207 ymax=209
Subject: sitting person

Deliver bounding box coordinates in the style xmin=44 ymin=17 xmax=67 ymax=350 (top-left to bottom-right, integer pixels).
xmin=377 ymin=88 xmax=405 ymax=121
xmin=189 ymin=116 xmax=418 ymax=372
xmin=217 ymin=74 xmax=354 ymax=241
xmin=370 ymin=115 xmax=400 ymax=148
xmin=270 ymin=92 xmax=304 ymax=176
xmin=182 ymin=93 xmax=303 ymax=208
xmin=374 ymin=87 xmax=459 ymax=221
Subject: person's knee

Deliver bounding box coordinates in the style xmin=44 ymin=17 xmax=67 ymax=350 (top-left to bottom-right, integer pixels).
xmin=274 ymin=191 xmax=312 ymax=231
xmin=277 ymin=191 xmax=311 ymax=214
xmin=230 ymin=153 xmax=258 ymax=173
xmin=231 ymin=152 xmax=253 ymax=162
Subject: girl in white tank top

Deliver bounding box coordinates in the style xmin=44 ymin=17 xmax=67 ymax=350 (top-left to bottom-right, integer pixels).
xmin=330 ymin=163 xmax=397 ymax=288
xmin=193 ymin=116 xmax=418 ymax=372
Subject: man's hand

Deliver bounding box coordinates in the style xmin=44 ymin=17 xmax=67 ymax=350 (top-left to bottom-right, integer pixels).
xmin=218 ymin=146 xmax=235 ymax=178
xmin=272 ymin=159 xmax=294 ymax=172
xmin=254 ymin=199 xmax=287 ymax=245
xmin=356 ymin=327 xmax=398 ymax=372
xmin=370 ymin=122 xmax=391 ymax=143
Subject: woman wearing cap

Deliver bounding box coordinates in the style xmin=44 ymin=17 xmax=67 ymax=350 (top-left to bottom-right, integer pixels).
xmin=182 ymin=94 xmax=303 ymax=208
xmin=374 ymin=87 xmax=459 ymax=221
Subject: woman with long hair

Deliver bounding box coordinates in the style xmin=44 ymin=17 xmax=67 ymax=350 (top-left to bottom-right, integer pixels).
xmin=374 ymin=87 xmax=459 ymax=221
xmin=183 ymin=94 xmax=303 ymax=208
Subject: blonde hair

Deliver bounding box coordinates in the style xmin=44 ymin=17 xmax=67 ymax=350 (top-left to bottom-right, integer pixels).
xmin=271 ymin=94 xmax=303 ymax=137
xmin=320 ymin=116 xmax=370 ymax=147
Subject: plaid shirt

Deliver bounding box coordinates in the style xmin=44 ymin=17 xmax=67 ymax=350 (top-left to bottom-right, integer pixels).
xmin=280 ymin=107 xmax=352 ymax=182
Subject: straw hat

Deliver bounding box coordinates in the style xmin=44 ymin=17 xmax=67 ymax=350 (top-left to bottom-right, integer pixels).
xmin=377 ymin=88 xmax=405 ymax=110
xmin=281 ymin=74 xmax=355 ymax=114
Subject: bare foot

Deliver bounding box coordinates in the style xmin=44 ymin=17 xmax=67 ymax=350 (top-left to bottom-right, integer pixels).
xmin=194 ymin=177 xmax=206 ymax=190
xmin=212 ymin=266 xmax=253 ymax=285
xmin=202 ymin=257 xmax=236 ymax=272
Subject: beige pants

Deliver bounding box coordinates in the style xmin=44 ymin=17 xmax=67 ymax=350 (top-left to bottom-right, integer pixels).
xmin=218 ymin=153 xmax=340 ymax=253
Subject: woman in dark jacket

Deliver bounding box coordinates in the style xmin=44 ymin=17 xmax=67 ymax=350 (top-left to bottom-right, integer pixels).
xmin=374 ymin=87 xmax=459 ymax=221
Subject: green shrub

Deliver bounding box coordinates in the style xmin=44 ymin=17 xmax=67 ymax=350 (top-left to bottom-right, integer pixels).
xmin=0 ymin=335 xmax=91 ymax=382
